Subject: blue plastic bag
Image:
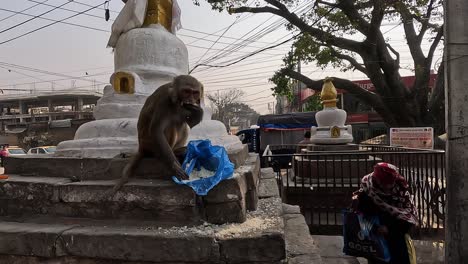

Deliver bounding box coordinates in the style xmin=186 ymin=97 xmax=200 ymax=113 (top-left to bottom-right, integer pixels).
xmin=342 ymin=210 xmax=391 ymax=263
xmin=172 ymin=140 xmax=234 ymax=196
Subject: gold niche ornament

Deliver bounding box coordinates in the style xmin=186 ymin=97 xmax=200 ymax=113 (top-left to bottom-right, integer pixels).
xmin=330 ymin=126 xmax=341 ymax=138
xmin=320 ymin=77 xmax=338 ymax=108
xmin=143 ymin=0 xmax=173 ymax=32
xmin=112 ymin=72 xmax=135 ymax=94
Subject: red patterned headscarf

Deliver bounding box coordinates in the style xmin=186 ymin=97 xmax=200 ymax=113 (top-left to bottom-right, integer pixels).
xmin=360 ymin=162 xmax=418 ymax=225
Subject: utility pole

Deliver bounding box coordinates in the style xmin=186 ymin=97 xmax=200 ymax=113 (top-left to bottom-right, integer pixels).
xmin=445 ymin=0 xmax=468 ymax=262
xmin=297 ymin=59 xmax=302 ymax=112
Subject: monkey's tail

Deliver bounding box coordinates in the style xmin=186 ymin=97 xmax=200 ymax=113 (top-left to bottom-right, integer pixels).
xmin=109 ymin=152 xmax=143 ymax=196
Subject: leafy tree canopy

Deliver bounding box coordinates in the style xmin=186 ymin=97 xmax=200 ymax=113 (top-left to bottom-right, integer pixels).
xmin=194 ymin=0 xmax=444 ymax=131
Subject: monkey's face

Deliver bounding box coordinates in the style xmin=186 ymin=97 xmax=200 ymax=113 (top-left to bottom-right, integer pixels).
xmin=179 ymin=84 xmax=202 ymax=108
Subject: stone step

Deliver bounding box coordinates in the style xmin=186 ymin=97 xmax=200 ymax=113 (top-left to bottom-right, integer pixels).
xmin=0 ymin=197 xmax=286 ymax=264
xmin=0 ymin=175 xmax=201 ymax=223
xmin=0 ymin=154 xmax=261 ymax=224
xmin=4 ymin=145 xmax=249 ymax=181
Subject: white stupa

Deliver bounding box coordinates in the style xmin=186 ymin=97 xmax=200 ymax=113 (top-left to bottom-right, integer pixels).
xmin=56 ymin=0 xmax=243 ymax=158
xmin=55 ymin=0 xmax=187 ymax=158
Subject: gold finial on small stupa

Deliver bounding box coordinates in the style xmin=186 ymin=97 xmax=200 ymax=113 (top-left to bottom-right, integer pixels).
xmin=143 ymin=0 xmax=173 ymax=32
xmin=320 ymin=77 xmax=338 ymax=108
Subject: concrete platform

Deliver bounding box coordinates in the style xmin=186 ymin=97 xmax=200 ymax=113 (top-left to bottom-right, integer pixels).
xmin=0 ymin=154 xmax=260 ymax=224
xmin=0 ymin=198 xmax=287 ymax=263
xmin=0 ymin=154 xmax=329 ymax=263
xmin=4 ymin=145 xmax=249 ymax=181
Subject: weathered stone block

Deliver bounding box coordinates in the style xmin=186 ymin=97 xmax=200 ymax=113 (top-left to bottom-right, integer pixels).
xmin=245 ymin=189 xmax=258 ymax=211
xmin=59 ymin=227 xmax=220 ymax=263
xmin=219 ymin=233 xmax=286 ymax=263
xmin=205 ymin=199 xmax=246 ymax=224
xmin=282 ymin=204 xmax=301 ymax=215
xmin=258 ymin=178 xmax=280 ymax=199
xmin=284 ymin=214 xmax=321 ymax=259
xmin=260 ymin=168 xmax=276 ymax=179
xmin=0 ymin=176 xmax=201 ymax=222
xmin=228 ymin=144 xmax=249 ymax=168
xmin=203 ymin=173 xmax=247 ymax=204
xmin=0 ymin=222 xmax=76 ymax=258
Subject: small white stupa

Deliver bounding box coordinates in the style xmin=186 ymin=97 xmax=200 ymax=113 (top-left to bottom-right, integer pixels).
xmin=310 ymin=78 xmax=353 ymax=144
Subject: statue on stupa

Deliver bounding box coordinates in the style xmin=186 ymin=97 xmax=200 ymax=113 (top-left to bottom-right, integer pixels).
xmin=107 ymin=0 xmax=182 ymax=48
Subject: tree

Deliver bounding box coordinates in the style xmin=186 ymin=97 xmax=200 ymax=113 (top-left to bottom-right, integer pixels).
xmin=228 ymin=102 xmax=261 ymax=129
xmin=194 ymin=0 xmax=444 ymax=131
xmin=207 ymin=89 xmax=246 ymax=131
xmin=303 ymin=94 xmax=324 ymax=112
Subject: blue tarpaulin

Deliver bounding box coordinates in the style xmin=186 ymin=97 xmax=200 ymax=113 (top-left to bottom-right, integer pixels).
xmin=172 ymin=140 xmax=234 ymax=196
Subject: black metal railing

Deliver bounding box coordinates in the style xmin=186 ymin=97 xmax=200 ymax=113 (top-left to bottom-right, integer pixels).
xmin=263 ymin=145 xmax=445 ymax=240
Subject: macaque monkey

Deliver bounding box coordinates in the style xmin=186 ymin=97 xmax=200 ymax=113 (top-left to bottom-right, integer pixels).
xmin=111 ymin=75 xmax=204 ymax=194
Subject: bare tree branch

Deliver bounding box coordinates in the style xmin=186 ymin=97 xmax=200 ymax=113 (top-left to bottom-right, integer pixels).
xmin=386 ymin=44 xmax=400 ymax=66
xmin=336 ymin=1 xmax=371 ymax=35
xmin=264 ymin=0 xmax=288 ymax=11
xmin=316 ymin=0 xmax=338 ymax=8
xmin=427 ymin=26 xmax=444 ymax=64
xmin=329 ymin=49 xmax=369 ymax=75
xmin=231 ymin=4 xmax=364 ymax=53
xmin=417 ymin=0 xmax=437 ymax=42
xmin=230 ymin=6 xmax=282 ymax=16
xmin=396 ymin=3 xmax=426 ymax=64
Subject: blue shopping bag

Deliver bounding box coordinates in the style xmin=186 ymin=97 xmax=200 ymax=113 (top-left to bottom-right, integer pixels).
xmin=172 ymin=140 xmax=234 ymax=196
xmin=342 ymin=209 xmax=391 ymax=262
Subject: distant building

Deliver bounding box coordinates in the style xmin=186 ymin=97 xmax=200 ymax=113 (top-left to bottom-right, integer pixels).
xmin=0 ymin=90 xmax=101 ymax=147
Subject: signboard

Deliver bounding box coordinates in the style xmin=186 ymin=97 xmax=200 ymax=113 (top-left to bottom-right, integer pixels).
xmin=390 ymin=127 xmax=434 ymax=149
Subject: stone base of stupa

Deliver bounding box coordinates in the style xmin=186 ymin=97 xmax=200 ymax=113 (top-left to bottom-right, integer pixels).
xmin=309 ymin=125 xmax=354 ymax=145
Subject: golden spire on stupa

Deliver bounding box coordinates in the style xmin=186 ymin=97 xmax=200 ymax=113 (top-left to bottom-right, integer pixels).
xmin=320 ymin=77 xmax=338 ymax=108
xmin=143 ymin=0 xmax=173 ymax=32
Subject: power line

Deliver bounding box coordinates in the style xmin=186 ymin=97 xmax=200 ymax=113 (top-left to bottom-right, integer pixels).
xmin=0 ymin=0 xmax=73 ymax=35
xmin=26 ymin=0 xmax=113 ymax=22
xmin=0 ymin=1 xmax=107 ymax=45
xmin=179 ymin=32 xmax=290 ymax=51
xmin=182 ymin=27 xmax=273 ymax=46
xmin=189 ymin=34 xmax=297 ymax=74
xmin=70 ymin=0 xmax=119 ymax=14
xmin=0 ymin=61 xmax=107 ymax=85
xmin=0 ymin=0 xmax=48 ymax=22
xmin=0 ymin=71 xmax=112 ymax=88
xmin=239 ymin=95 xmax=274 ymax=103
xmin=0 ymin=7 xmax=109 ymax=33
xmin=191 ymin=10 xmax=244 ymax=70
xmin=193 ymin=1 xmax=312 ymax=69
xmin=0 ymin=65 xmax=65 ymax=87
xmin=199 ymin=1 xmax=311 ymax=65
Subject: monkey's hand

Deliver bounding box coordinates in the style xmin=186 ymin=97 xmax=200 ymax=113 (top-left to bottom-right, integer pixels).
xmin=173 ymin=162 xmax=190 ymax=180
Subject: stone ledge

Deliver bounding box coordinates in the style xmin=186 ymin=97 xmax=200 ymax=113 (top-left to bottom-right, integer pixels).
xmin=202 ymin=154 xmax=260 ymax=224
xmin=260 ymin=168 xmax=276 ymax=179
xmin=0 ymin=176 xmax=200 ymax=222
xmin=0 ymin=198 xmax=286 ymax=263
xmin=258 ymin=178 xmax=280 ymax=199
xmin=284 ymin=205 xmax=323 ymax=264
xmin=5 ymin=145 xmax=250 ymax=181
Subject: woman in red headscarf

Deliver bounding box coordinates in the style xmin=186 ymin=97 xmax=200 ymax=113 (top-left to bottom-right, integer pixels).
xmin=352 ymin=162 xmax=418 ymax=264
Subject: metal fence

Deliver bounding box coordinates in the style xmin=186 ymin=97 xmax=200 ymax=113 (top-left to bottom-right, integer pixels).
xmin=263 ymin=144 xmax=445 ymax=240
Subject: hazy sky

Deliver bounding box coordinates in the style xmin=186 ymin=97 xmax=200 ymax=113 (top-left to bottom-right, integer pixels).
xmin=0 ymin=0 xmax=442 ymax=114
